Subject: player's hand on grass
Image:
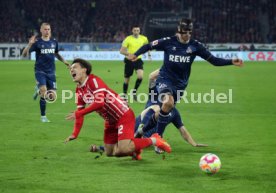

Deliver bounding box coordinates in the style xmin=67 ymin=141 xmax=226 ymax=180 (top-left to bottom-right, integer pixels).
xmin=232 ymin=58 xmax=243 ymax=67
xmin=66 ymin=112 xmax=76 ymax=121
xmin=64 ymin=135 xmax=76 ymax=143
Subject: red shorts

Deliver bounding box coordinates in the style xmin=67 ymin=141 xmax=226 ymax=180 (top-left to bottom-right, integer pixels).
xmin=104 ymin=109 xmax=135 ymax=144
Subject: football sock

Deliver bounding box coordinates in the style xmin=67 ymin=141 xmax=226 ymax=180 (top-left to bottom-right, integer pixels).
xmin=40 ymin=97 xmax=46 ymax=116
xmin=156 ymin=109 xmax=170 ymax=137
xmin=141 ymin=108 xmax=155 ymax=125
xmin=133 ymin=138 xmax=153 ymax=151
xmin=143 ymin=113 xmax=157 ymax=133
xmin=134 ymin=78 xmax=142 ymax=90
xmin=123 ymin=82 xmax=128 ymax=94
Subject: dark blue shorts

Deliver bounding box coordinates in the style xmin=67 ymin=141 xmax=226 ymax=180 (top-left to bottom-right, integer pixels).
xmin=156 ymin=78 xmax=185 ymax=103
xmin=35 ymin=71 xmax=57 ymax=90
xmin=145 ymin=86 xmax=159 ymax=108
xmin=124 ymin=58 xmax=144 ymax=78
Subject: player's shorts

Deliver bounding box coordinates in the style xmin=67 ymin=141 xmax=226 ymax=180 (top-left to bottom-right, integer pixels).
xmin=156 ymin=77 xmax=185 ymax=103
xmin=104 ymin=109 xmax=135 ymax=144
xmin=145 ymin=86 xmax=159 ymax=108
xmin=35 ymin=71 xmax=57 ymax=90
xmin=124 ymin=58 xmax=143 ymax=78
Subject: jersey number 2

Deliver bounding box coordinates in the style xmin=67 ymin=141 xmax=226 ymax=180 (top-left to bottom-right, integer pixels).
xmin=118 ymin=125 xmax=123 ymax=135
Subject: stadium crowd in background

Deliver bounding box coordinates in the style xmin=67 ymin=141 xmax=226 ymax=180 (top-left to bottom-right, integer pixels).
xmin=0 ymin=0 xmax=275 ymax=43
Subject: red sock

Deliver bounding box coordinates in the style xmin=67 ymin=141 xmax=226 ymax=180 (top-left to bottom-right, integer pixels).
xmin=132 ymin=138 xmax=153 ymax=151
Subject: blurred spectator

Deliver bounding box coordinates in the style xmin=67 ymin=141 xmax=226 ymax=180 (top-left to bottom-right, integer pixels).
xmin=0 ymin=0 xmax=275 ymax=43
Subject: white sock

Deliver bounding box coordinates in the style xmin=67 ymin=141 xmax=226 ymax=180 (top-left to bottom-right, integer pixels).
xmin=150 ymin=137 xmax=156 ymax=145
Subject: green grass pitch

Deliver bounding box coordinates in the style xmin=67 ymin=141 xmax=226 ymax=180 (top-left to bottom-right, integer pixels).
xmin=0 ymin=60 xmax=275 ymax=193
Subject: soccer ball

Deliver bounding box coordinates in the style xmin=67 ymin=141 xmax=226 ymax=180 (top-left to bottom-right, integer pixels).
xmin=199 ymin=153 xmax=221 ymax=174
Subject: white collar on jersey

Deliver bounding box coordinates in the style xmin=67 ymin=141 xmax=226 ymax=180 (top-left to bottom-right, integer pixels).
xmin=78 ymin=76 xmax=89 ymax=88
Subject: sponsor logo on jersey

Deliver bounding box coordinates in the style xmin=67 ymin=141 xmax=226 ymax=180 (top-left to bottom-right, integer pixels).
xmin=41 ymin=49 xmax=55 ymax=54
xmin=169 ymin=54 xmax=191 ymax=63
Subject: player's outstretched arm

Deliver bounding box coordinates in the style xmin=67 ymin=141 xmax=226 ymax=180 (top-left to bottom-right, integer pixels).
xmin=65 ymin=110 xmax=85 ymax=143
xmin=55 ymin=53 xmax=70 ymax=67
xmin=64 ymin=135 xmax=76 ymax=143
xmin=179 ymin=126 xmax=208 ymax=147
xmin=22 ymin=35 xmax=36 ymax=57
xmin=232 ymin=58 xmax=243 ymax=67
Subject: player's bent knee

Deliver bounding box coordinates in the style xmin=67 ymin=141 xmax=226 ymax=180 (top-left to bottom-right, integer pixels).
xmin=151 ymin=105 xmax=160 ymax=113
xmin=114 ymin=148 xmax=130 ymax=157
xmin=163 ymin=95 xmax=175 ymax=110
xmin=39 ymin=87 xmax=47 ymax=98
xmin=114 ymin=141 xmax=134 ymax=156
xmin=105 ymin=144 xmax=115 ymax=156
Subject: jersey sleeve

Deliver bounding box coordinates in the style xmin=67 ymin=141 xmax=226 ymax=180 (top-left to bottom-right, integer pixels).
xmin=195 ymin=41 xmax=212 ymax=60
xmin=76 ymin=89 xmax=86 ymax=110
xmin=149 ymin=37 xmax=170 ymax=51
xmin=134 ymin=37 xmax=170 ymax=56
xmin=195 ymin=41 xmax=233 ymax=66
xmin=171 ymin=108 xmax=184 ymax=129
xmin=122 ymin=37 xmax=129 ymax=48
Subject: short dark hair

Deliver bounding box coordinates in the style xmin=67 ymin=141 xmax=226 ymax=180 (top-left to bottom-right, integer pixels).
xmin=177 ymin=18 xmax=193 ymax=32
xmin=72 ymin=58 xmax=92 ymax=75
xmin=132 ymin=25 xmax=140 ymax=29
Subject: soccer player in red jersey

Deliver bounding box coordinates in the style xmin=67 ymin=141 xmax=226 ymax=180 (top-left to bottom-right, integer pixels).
xmin=64 ymin=58 xmax=171 ymax=159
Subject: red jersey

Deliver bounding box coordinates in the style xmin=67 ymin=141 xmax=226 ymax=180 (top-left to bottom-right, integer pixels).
xmin=76 ymin=74 xmax=129 ymax=123
xmin=71 ymin=74 xmax=130 ymax=138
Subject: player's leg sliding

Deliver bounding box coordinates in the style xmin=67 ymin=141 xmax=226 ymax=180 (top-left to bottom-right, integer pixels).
xmin=134 ymin=124 xmax=144 ymax=138
xmin=150 ymin=133 xmax=171 ymax=153
xmin=114 ymin=136 xmax=171 ymax=160
xmin=156 ymin=109 xmax=171 ymax=137
xmin=135 ymin=108 xmax=156 ymax=138
xmin=131 ymin=134 xmax=171 ymax=159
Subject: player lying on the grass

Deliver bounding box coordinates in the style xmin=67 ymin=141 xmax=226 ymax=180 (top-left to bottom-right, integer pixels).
xmin=134 ymin=104 xmax=208 ymax=147
xmin=64 ymin=58 xmax=171 ymax=160
xmin=90 ymin=68 xmax=207 ymax=154
xmin=90 ymin=104 xmax=207 ymax=154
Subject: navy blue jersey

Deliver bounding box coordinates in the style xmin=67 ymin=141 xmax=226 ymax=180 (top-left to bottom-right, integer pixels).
xmin=29 ymin=38 xmax=59 ymax=73
xmin=135 ymin=36 xmax=232 ymax=92
xmin=135 ymin=108 xmax=184 ymax=138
